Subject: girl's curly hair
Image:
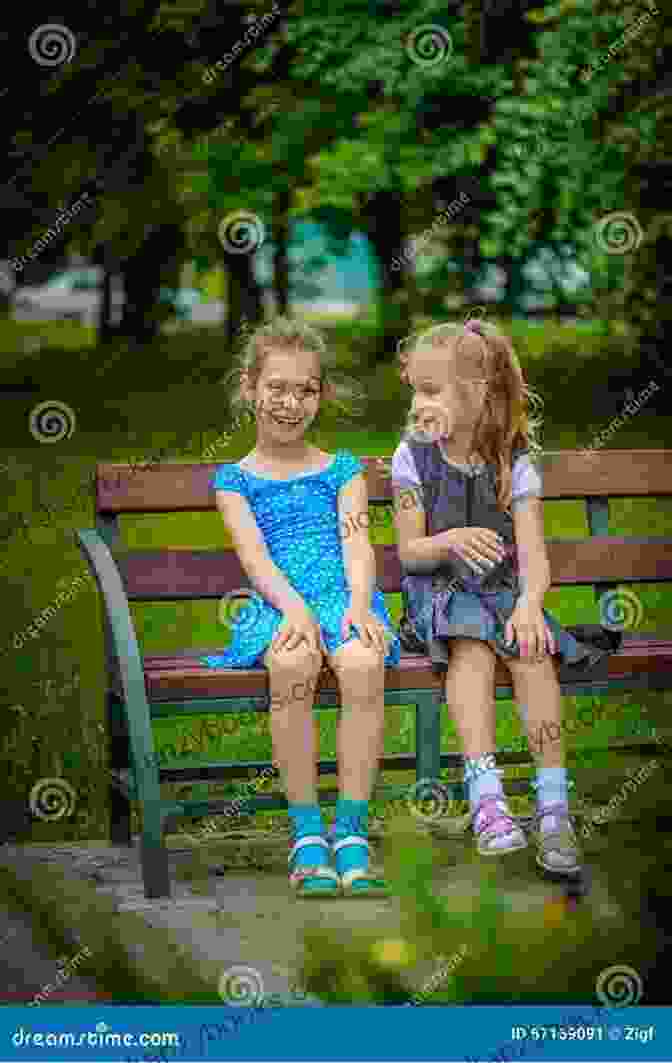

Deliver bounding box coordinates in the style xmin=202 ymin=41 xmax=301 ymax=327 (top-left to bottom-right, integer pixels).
xmin=397 ymin=319 xmax=544 ymax=512
xmin=227 ymin=315 xmax=365 ymax=429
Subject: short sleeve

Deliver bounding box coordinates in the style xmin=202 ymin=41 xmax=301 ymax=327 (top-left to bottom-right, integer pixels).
xmin=333 ymin=450 xmax=364 ymax=491
xmin=511 ymin=453 xmax=543 ymax=511
xmin=391 ymin=441 xmax=421 ymax=488
xmin=210 ymin=463 xmax=249 ymax=498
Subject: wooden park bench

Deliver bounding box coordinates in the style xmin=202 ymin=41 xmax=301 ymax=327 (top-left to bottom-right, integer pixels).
xmin=77 ymin=449 xmax=672 ymax=898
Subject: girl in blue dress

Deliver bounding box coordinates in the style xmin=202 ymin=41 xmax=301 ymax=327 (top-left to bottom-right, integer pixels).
xmin=392 ymin=318 xmax=619 ymax=877
xmin=201 ymin=316 xmax=400 ymax=897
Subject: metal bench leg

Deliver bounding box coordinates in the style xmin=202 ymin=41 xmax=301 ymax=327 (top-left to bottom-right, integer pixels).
xmin=416 ymin=691 xmax=442 ymax=784
xmin=107 ymin=692 xmax=132 ymax=846
xmin=139 ymin=796 xmax=171 ymax=899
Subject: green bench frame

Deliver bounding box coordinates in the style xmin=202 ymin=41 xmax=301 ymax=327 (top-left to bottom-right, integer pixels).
xmin=77 ymin=449 xmax=672 ymax=898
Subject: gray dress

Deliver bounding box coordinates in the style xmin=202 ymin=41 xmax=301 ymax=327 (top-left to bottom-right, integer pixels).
xmin=397 ymin=441 xmax=621 ymax=674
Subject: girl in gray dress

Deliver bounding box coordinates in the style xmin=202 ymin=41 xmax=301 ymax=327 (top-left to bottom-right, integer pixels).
xmin=392 ymin=318 xmax=618 ymax=876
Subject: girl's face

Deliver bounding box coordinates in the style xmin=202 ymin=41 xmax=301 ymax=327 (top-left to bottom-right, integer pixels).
xmin=406 ymin=343 xmax=486 ymax=442
xmin=249 ymin=349 xmax=322 ymax=440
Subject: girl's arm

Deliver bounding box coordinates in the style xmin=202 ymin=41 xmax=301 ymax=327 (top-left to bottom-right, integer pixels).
xmin=392 ymin=485 xmax=465 ymax=573
xmin=506 ymin=496 xmax=555 ymax=659
xmin=338 ymin=472 xmax=387 ymax=653
xmin=214 ymin=490 xmax=308 ymax=615
xmin=512 ymin=497 xmax=551 ymax=605
xmin=338 ymin=472 xmax=376 ymax=608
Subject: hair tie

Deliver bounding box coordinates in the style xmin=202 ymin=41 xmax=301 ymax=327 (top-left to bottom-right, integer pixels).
xmin=464 ymin=318 xmax=485 ymax=336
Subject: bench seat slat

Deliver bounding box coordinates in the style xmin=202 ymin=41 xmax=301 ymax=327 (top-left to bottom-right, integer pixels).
xmin=138 ymin=636 xmax=672 ymax=701
xmin=115 ymin=539 xmax=672 ymax=599
xmin=96 ymin=451 xmax=672 ymax=513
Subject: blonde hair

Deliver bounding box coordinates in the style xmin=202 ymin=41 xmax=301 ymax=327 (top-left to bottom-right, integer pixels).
xmin=228 ymin=315 xmax=364 ymax=428
xmin=397 ymin=320 xmax=543 ymax=511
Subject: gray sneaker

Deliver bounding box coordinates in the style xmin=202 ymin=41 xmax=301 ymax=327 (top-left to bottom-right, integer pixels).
xmin=533 ymin=802 xmax=582 ymax=875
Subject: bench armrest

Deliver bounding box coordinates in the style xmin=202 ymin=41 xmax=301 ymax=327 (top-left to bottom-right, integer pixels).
xmin=75 ymin=528 xmax=162 ymax=802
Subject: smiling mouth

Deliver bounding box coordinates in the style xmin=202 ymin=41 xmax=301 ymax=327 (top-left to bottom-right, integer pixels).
xmin=271 ymin=414 xmax=302 ymax=426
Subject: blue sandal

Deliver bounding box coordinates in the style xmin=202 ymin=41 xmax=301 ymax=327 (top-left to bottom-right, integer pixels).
xmin=330 ymin=833 xmax=391 ymax=897
xmin=288 ymin=836 xmax=341 ymax=897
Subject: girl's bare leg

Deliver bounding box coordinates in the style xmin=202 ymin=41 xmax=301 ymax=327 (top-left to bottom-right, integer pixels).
xmin=443 ymin=638 xmax=497 ymax=757
xmin=328 ymin=639 xmax=386 ymax=800
xmin=263 ymin=642 xmax=323 ymax=804
xmin=506 ymin=657 xmax=565 ymax=769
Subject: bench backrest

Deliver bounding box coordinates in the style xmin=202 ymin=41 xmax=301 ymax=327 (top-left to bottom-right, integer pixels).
xmin=95 ymin=451 xmax=672 ymax=601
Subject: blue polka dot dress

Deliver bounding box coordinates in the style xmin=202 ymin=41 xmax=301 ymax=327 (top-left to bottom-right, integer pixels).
xmin=200 ymin=450 xmax=401 ymax=669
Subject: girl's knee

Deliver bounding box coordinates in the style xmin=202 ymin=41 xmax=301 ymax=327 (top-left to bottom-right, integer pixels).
xmin=264 ymin=642 xmax=323 ymax=679
xmin=451 ymin=637 xmax=494 ymax=656
xmin=331 ymin=638 xmax=384 ymax=680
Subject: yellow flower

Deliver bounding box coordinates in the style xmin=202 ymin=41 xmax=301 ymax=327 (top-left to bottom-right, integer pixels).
xmin=370 ymin=938 xmax=415 ymax=968
xmin=543 ymin=898 xmax=566 ymax=927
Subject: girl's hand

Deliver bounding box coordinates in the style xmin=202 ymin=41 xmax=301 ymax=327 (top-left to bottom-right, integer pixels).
xmin=272 ymin=602 xmax=326 ymax=655
xmin=445 ymin=527 xmax=507 ymax=574
xmin=341 ymin=603 xmax=388 ymax=655
xmin=504 ymin=598 xmax=556 ymax=660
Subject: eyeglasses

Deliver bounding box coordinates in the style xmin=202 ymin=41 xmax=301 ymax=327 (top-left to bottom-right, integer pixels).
xmin=263 ymin=382 xmax=322 ymax=402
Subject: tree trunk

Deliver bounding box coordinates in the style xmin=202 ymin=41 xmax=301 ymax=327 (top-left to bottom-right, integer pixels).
xmin=225 ymin=253 xmax=263 ymax=350
xmin=93 ymin=244 xmax=117 ymax=344
xmin=117 ymin=222 xmax=185 ymax=344
xmin=362 ymin=186 xmax=411 ymax=366
xmin=273 ymin=184 xmax=291 ymax=317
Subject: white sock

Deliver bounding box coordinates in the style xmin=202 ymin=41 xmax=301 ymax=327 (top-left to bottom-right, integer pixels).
xmin=464 ymin=753 xmax=504 ymax=811
xmin=534 ymin=767 xmax=569 ymax=823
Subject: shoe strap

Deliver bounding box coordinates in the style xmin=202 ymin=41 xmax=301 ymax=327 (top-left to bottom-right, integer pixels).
xmin=331 ymin=834 xmax=370 ymax=855
xmin=473 ymin=795 xmax=518 ymax=838
xmin=288 ymin=835 xmax=329 ymax=864
xmin=536 ymin=802 xmax=571 ymax=827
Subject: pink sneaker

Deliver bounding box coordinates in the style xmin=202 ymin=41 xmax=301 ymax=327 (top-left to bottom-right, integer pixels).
xmin=472 ymin=794 xmax=528 ymax=856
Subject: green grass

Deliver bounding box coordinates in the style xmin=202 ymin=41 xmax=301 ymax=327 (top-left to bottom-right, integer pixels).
xmin=1 ymin=313 xmax=671 ymax=842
